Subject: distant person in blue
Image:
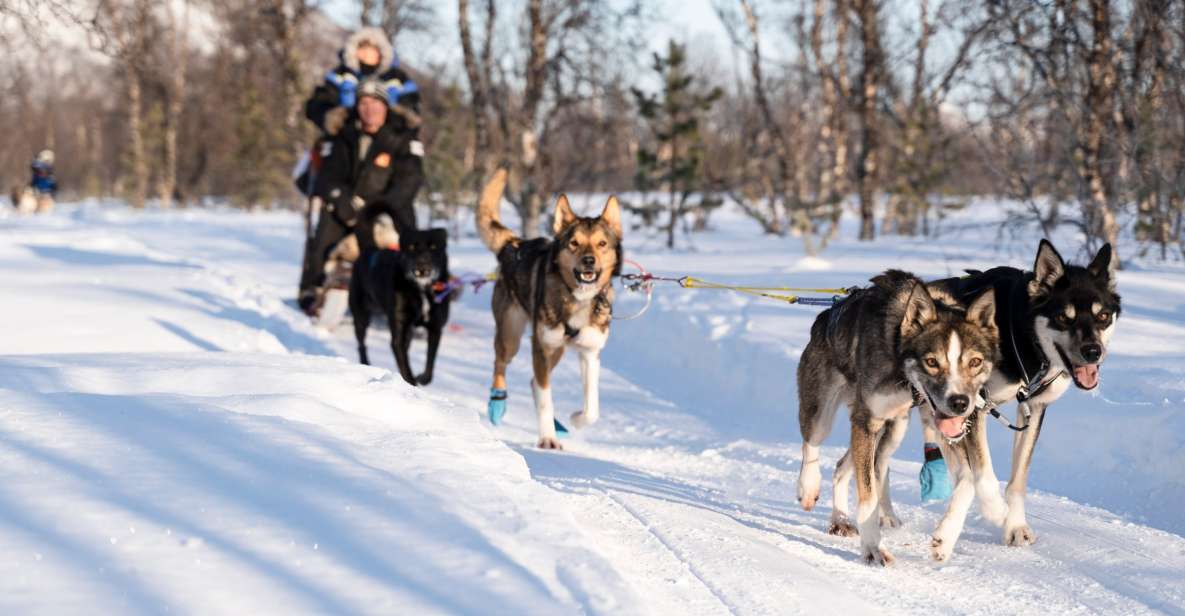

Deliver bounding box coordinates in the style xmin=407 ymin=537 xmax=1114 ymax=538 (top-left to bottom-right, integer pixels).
xmin=304 ymin=27 xmax=421 ymax=139
xmin=30 ymin=150 xmax=57 ymax=196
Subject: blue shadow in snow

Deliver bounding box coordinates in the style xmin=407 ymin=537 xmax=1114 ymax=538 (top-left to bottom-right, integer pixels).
xmin=153 ymin=318 xmax=223 ymax=352
xmin=24 ymin=244 xmax=200 ymax=269
xmin=179 ymin=288 xmax=336 ymax=357
xmin=0 ymin=391 xmax=558 ymax=613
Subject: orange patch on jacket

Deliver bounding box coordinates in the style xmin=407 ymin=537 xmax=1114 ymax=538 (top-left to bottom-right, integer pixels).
xmin=375 ymin=153 xmax=391 ymax=168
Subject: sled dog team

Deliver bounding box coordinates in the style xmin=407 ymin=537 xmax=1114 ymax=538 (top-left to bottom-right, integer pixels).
xmin=360 ymin=169 xmax=1118 ymax=565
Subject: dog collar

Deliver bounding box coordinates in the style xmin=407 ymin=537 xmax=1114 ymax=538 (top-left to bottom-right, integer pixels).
xmin=1004 ymin=283 xmax=1065 ymax=404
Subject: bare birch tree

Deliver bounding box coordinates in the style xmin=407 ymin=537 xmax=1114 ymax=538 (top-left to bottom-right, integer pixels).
xmin=853 ymin=0 xmax=882 ymax=240
xmin=159 ymin=0 xmax=189 ymax=207
xmin=94 ymin=0 xmax=156 ymax=209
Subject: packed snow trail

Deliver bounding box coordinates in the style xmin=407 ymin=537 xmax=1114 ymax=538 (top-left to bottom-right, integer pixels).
xmin=1 ymin=202 xmax=1183 ymax=615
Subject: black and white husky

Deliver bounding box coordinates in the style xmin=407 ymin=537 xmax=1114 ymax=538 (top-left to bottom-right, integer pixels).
xmin=926 ymin=239 xmax=1120 ymax=558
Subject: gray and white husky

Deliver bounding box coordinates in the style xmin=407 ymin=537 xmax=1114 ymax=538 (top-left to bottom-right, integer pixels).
xmin=796 ymin=270 xmax=999 ymax=565
xmin=923 ymin=239 xmax=1121 ymax=558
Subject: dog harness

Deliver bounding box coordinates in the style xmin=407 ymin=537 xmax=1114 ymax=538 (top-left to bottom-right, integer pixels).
xmin=1003 ymin=281 xmax=1066 ymax=418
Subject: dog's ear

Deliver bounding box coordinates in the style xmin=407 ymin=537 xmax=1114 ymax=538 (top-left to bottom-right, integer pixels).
xmin=1029 ymin=239 xmax=1065 ymax=297
xmin=600 ymin=195 xmax=623 ymax=238
xmin=966 ymin=289 xmax=998 ymax=338
xmin=901 ymin=283 xmax=938 ymax=338
xmin=1087 ymin=243 xmax=1118 ymax=290
xmin=553 ymin=194 xmax=578 ymax=235
xmin=426 ymin=228 xmax=448 ymax=248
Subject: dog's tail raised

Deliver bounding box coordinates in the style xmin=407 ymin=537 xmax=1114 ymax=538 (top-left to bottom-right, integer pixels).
xmin=476 ymin=168 xmax=517 ymax=254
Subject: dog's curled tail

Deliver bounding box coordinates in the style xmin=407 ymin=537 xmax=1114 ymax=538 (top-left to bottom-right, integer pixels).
xmin=476 ymin=168 xmax=517 ymax=253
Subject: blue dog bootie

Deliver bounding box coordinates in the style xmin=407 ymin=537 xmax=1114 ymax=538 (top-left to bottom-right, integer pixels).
xmin=920 ymin=443 xmax=953 ymax=502
xmin=553 ymin=419 xmax=569 ymax=438
xmin=488 ymin=388 xmax=508 ymax=425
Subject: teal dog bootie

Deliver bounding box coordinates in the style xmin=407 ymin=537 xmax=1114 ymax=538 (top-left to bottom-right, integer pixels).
xmin=920 ymin=443 xmax=953 ymax=502
xmin=488 ymin=388 xmax=508 ymax=425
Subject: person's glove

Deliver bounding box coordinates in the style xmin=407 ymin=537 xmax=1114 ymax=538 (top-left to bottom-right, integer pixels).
xmin=325 ymin=190 xmax=362 ymax=227
xmin=920 ymin=443 xmax=953 ymax=502
xmin=337 ymin=74 xmax=358 ymax=108
xmin=324 ymin=106 xmax=349 ymax=136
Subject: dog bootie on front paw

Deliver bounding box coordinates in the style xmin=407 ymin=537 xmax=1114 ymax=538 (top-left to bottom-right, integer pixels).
xmin=488 ymin=388 xmax=508 ymax=426
xmin=920 ymin=443 xmax=953 ymax=502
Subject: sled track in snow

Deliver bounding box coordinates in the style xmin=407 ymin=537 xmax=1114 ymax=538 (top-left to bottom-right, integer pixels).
xmin=601 ymin=489 xmax=740 ymax=615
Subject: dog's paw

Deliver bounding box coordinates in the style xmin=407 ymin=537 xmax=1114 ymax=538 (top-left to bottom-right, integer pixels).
xmin=570 ymin=411 xmax=597 ymax=429
xmin=1004 ymin=523 xmax=1036 ymax=547
xmin=879 ymin=512 xmax=902 ymax=529
xmin=797 ymin=469 xmax=822 ymax=511
xmin=537 ymin=437 xmax=563 ymax=450
xmin=828 ymin=518 xmax=859 ymax=537
xmin=861 ymin=545 xmax=895 ymax=567
xmin=979 ymin=497 xmax=1008 ymax=528
xmin=930 ymin=536 xmax=953 ymax=562
xmin=415 ymin=372 xmax=433 ymax=386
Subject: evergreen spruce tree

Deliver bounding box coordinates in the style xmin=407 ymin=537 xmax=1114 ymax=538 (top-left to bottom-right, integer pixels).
xmin=632 ymin=40 xmax=723 ymax=248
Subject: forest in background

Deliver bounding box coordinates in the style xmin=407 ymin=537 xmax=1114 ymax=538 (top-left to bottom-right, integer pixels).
xmin=2 ymin=0 xmax=1184 ymax=263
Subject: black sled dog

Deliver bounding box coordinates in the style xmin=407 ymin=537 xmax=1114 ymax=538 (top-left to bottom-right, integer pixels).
xmin=349 ymin=227 xmax=453 ymax=386
xmin=927 ymin=239 xmax=1120 ymax=554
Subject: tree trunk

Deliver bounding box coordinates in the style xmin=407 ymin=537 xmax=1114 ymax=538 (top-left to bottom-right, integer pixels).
xmin=1129 ymin=0 xmax=1168 ymax=246
xmin=832 ymin=0 xmax=851 ymax=202
xmin=811 ymin=0 xmax=835 ymax=205
xmin=160 ymin=0 xmax=189 ymax=207
xmin=741 ymin=0 xmax=786 ymax=233
xmin=895 ymin=0 xmax=931 ymax=236
xmin=855 ymin=0 xmax=882 ymax=241
xmin=127 ymin=69 xmax=148 ymax=209
xmin=518 ymin=0 xmax=547 ymax=238
xmin=261 ymin=0 xmax=311 ymax=170
xmin=667 ymin=131 xmax=679 ymax=249
xmin=1081 ymin=0 xmax=1120 ymax=261
xmin=458 ymin=0 xmax=492 ymax=185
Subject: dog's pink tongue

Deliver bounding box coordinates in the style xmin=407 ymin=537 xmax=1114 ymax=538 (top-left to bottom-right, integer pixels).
xmin=936 ymin=415 xmax=964 ymax=439
xmin=1074 ymin=364 xmax=1100 ymax=389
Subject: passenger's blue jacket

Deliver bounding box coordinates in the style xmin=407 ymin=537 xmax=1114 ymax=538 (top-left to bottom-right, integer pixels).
xmin=31 ymin=162 xmax=56 ymax=194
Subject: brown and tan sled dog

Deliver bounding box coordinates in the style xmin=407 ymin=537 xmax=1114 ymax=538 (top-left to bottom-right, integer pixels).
xmin=476 ymin=169 xmax=623 ymax=449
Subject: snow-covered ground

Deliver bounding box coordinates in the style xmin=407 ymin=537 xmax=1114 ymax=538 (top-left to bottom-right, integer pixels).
xmin=1 ymin=200 xmax=1183 ymax=614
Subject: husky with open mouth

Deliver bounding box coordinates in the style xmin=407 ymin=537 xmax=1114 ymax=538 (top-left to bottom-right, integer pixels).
xmin=475 ymin=169 xmax=623 ymax=450
xmin=796 ymin=270 xmax=999 ymax=565
xmin=928 ymin=239 xmax=1120 ymax=556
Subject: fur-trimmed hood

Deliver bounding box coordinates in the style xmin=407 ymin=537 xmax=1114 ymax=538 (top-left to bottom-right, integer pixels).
xmin=342 ymin=27 xmax=394 ymax=73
